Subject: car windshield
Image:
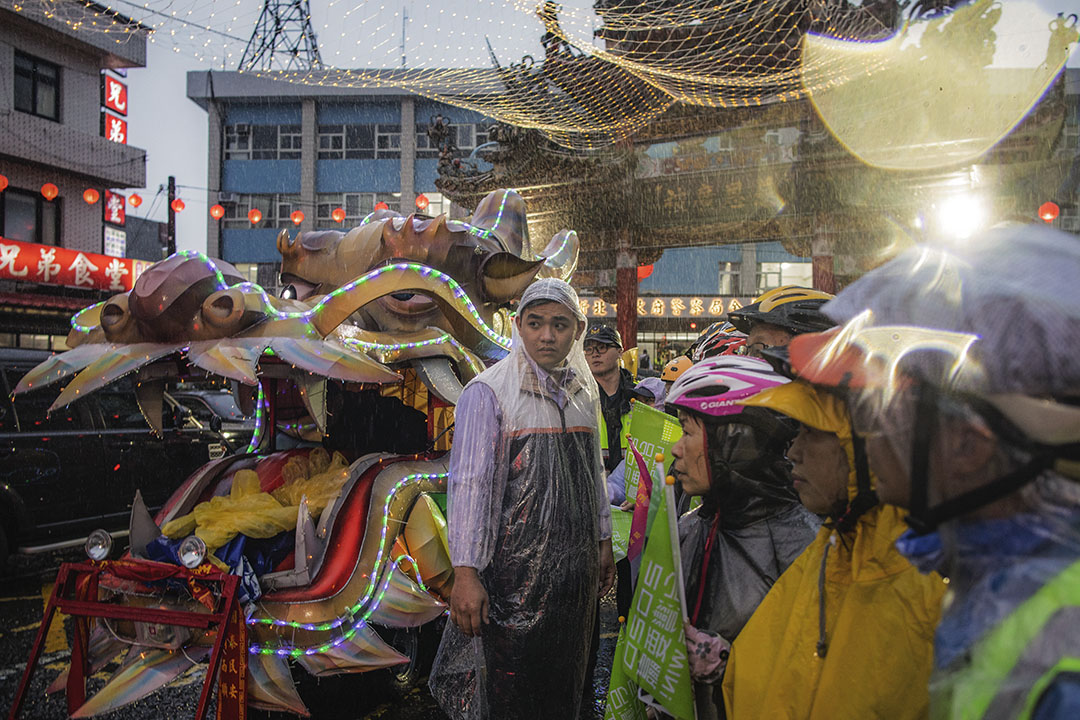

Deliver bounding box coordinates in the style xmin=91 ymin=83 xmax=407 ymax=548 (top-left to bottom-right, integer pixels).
xmin=198 ymin=393 xmax=250 ymax=420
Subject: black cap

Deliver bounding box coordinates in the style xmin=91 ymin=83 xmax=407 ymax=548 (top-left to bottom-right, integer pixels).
xmin=585 ymin=325 xmax=622 ymax=348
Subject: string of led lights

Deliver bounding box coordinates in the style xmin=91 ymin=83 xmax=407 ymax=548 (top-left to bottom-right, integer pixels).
xmin=248 ymin=471 xmax=449 ymax=658
xmin=4 ymin=0 xmax=917 ymax=149
xmin=244 ymin=381 xmax=266 ymax=453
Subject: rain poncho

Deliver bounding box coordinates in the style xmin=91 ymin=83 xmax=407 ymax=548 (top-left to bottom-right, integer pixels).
xmin=678 ymin=406 xmax=819 ymax=720
xmin=787 ymin=225 xmax=1080 ymax=720
xmin=429 ymin=279 xmax=611 ymax=719
xmin=722 ymin=382 xmax=946 ymax=719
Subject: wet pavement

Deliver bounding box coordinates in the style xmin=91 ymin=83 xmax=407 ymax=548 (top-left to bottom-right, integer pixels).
xmin=1 ymin=549 xmax=619 ymax=719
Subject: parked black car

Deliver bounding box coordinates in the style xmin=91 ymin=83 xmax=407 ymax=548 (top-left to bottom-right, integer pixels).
xmin=0 ymin=349 xmax=231 ymax=568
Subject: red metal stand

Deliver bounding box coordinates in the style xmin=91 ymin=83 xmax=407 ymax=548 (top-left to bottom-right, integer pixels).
xmin=8 ymin=560 xmax=246 ymax=720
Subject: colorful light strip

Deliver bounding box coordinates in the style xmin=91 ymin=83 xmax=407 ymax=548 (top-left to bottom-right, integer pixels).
xmin=340 ymin=333 xmax=484 ymax=377
xmin=245 ymin=382 xmax=266 ymax=454
xmin=69 ymin=301 xmax=105 ymax=334
xmin=392 ymin=553 xmax=428 ymax=594
xmin=247 ymin=471 xmax=448 ymax=657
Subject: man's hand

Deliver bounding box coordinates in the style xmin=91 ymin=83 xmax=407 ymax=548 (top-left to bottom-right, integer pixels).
xmin=598 ymin=539 xmax=616 ymax=598
xmin=618 ymin=499 xmax=634 ymax=512
xmin=450 ymin=566 xmax=489 ymax=637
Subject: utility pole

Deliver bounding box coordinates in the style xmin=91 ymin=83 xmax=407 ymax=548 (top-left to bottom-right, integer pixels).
xmin=166 ymin=175 xmax=176 ymax=256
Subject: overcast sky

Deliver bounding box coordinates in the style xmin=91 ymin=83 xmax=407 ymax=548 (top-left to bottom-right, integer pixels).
xmin=120 ymin=0 xmax=1079 ymax=255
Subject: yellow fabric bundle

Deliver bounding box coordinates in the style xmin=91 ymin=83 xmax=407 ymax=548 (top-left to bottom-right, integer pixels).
xmin=271 ymin=448 xmax=350 ymax=517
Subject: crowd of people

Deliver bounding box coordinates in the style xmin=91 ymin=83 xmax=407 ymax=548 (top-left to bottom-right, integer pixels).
xmin=428 ymin=222 xmax=1080 ymax=720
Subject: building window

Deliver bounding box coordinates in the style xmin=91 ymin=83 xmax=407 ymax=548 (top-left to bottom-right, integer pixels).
xmin=415 ymin=123 xmax=491 ymax=158
xmin=756 ymin=262 xmax=783 ymax=293
xmin=1 ymin=187 xmax=60 ymax=246
xmin=315 ymin=192 xmax=400 ymax=228
xmin=14 ymin=51 xmax=60 ymax=121
xmin=718 ymin=261 xmax=740 ymax=295
xmin=221 ymin=194 xmax=302 ymax=229
xmin=375 ymin=124 xmax=401 ymax=158
xmin=224 ymin=124 xmax=301 ymax=160
xmin=317 ymin=124 xmax=376 ymax=159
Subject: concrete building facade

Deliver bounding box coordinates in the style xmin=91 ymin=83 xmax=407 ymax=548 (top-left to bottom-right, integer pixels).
xmin=186 ymin=71 xmax=492 ymax=288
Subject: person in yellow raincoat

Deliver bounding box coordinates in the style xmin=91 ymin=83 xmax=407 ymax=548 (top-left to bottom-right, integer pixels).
xmin=721 ymin=370 xmax=947 ymax=720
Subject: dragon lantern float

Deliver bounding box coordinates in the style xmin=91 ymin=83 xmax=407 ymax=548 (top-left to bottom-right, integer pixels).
xmin=8 ymin=189 xmax=579 ymax=718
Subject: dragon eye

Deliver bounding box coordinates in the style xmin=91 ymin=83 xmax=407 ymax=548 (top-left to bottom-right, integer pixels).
xmin=280 ymin=284 xmax=297 ymax=300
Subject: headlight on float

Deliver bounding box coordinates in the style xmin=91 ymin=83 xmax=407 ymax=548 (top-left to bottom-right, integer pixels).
xmin=85 ymin=529 xmax=113 ymax=561
xmin=179 ymin=535 xmax=208 ymax=569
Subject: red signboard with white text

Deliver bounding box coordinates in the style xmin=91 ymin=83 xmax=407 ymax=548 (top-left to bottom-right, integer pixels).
xmin=104 ymin=190 xmax=126 ymax=226
xmin=102 ymin=112 xmax=128 ymax=145
xmin=0 ymin=236 xmax=148 ymax=292
xmin=102 ymin=75 xmax=128 ymax=116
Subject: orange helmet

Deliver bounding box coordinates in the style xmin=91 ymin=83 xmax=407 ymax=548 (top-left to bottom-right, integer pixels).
xmin=661 ymin=355 xmax=694 ymax=382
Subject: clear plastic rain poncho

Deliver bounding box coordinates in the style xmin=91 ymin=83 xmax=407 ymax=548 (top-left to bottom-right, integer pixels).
xmin=783 ymin=224 xmax=1080 ymax=719
xmin=429 ymin=278 xmax=611 ymax=720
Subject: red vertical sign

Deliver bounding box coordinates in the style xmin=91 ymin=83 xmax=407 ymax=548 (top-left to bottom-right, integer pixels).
xmin=102 ymin=112 xmax=128 ymax=145
xmin=102 ymin=75 xmax=128 ymax=116
xmin=103 ymin=190 xmax=126 ymax=226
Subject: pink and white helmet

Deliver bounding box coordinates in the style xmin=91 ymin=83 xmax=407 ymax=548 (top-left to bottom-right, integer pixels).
xmin=666 ymin=357 xmax=789 ymax=419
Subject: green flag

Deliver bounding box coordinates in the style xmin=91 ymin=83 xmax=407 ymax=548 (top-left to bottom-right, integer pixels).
xmin=603 ymin=627 xmax=648 ymax=720
xmin=606 ymin=483 xmax=697 ymax=720
xmin=623 ymin=402 xmax=682 ymax=503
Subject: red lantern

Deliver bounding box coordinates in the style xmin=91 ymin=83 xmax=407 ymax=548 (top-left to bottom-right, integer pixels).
xmin=415 ymin=193 xmax=429 ymax=211
xmin=170 ymin=198 xmax=185 ymax=213
xmin=290 ymin=210 xmax=305 ymax=225
xmin=41 ymin=183 xmax=59 ymax=201
xmin=128 ymin=193 xmax=143 ymax=208
xmin=637 ymin=264 xmax=654 ymax=282
xmin=248 ymin=208 xmax=263 ymax=225
xmin=83 ymin=188 xmax=100 ymax=205
xmin=0 ymin=174 xmax=8 ymax=192
xmin=331 ymin=207 xmax=346 ymax=223
xmin=374 ymin=201 xmax=389 ymax=211
xmin=210 ymin=204 xmax=225 ymax=220
xmin=1039 ymin=201 xmax=1060 ymax=223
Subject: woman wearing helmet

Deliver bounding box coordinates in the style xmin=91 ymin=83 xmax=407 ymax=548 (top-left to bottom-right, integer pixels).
xmin=785 ymin=224 xmax=1080 ymax=720
xmin=667 ymin=357 xmax=819 ymax=720
xmin=720 ymin=363 xmax=945 ymax=720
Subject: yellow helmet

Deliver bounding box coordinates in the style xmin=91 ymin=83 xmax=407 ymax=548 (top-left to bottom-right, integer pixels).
xmin=728 ymin=285 xmax=836 ymax=335
xmin=661 ymin=355 xmax=694 ymax=382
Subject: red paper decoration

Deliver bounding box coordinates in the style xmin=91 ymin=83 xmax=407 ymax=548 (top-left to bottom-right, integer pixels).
xmin=41 ymin=183 xmax=59 ymax=201
xmin=290 ymin=210 xmax=305 ymax=225
xmin=210 ymin=204 xmax=225 ymax=219
xmin=248 ymin=208 xmax=263 ymax=225
xmin=331 ymin=207 xmax=346 ymax=223
xmin=0 ymin=174 xmax=8 ymax=192
xmin=374 ymin=201 xmax=389 ymax=211
xmin=170 ymin=198 xmax=185 ymax=213
xmin=128 ymin=193 xmax=143 ymax=207
xmin=83 ymin=188 xmax=100 ymax=205
xmin=415 ymin=193 xmax=429 ymax=210
xmin=1039 ymin=201 xmax=1060 ymax=223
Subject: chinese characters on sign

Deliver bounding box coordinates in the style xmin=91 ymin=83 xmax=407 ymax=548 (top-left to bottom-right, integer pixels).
xmin=102 ymin=112 xmax=127 ymax=144
xmin=0 ymin=236 xmax=145 ymax=292
xmin=103 ymin=226 xmax=127 ymax=259
xmin=102 ymin=75 xmax=128 ymax=116
xmin=104 ymin=190 xmax=126 ymax=226
xmin=578 ymin=296 xmax=749 ymax=318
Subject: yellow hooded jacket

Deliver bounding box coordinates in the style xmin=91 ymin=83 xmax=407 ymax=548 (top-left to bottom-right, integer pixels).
xmin=722 ymin=382 xmax=947 ymax=720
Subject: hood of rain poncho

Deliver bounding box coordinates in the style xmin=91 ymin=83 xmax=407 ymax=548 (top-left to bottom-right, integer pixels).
xmin=431 ymin=277 xmax=608 ymax=719
xmin=695 ymin=407 xmax=801 ymax=527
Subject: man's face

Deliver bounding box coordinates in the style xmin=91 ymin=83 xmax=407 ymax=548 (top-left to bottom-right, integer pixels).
xmin=671 ymin=412 xmax=711 ymax=496
xmin=745 ymin=322 xmax=795 ymax=358
xmin=584 ymin=340 xmax=620 ymax=377
xmin=515 ymin=301 xmax=584 ymax=371
xmin=788 ymin=425 xmax=849 ymax=515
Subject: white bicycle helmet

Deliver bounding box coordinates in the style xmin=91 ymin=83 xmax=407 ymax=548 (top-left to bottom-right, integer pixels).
xmin=667 ymin=357 xmax=789 ymax=419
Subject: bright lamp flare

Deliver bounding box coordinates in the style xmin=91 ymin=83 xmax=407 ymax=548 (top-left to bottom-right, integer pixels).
xmin=85 ymin=529 xmax=113 ymax=561
xmin=936 ymin=194 xmax=987 ymax=241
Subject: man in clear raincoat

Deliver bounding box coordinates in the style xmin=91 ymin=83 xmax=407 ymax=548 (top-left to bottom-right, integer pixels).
xmin=429 ymin=278 xmax=616 ymax=719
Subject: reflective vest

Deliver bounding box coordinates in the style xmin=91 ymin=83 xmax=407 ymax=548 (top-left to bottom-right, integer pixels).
xmin=932 ymin=558 xmax=1080 ymax=720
